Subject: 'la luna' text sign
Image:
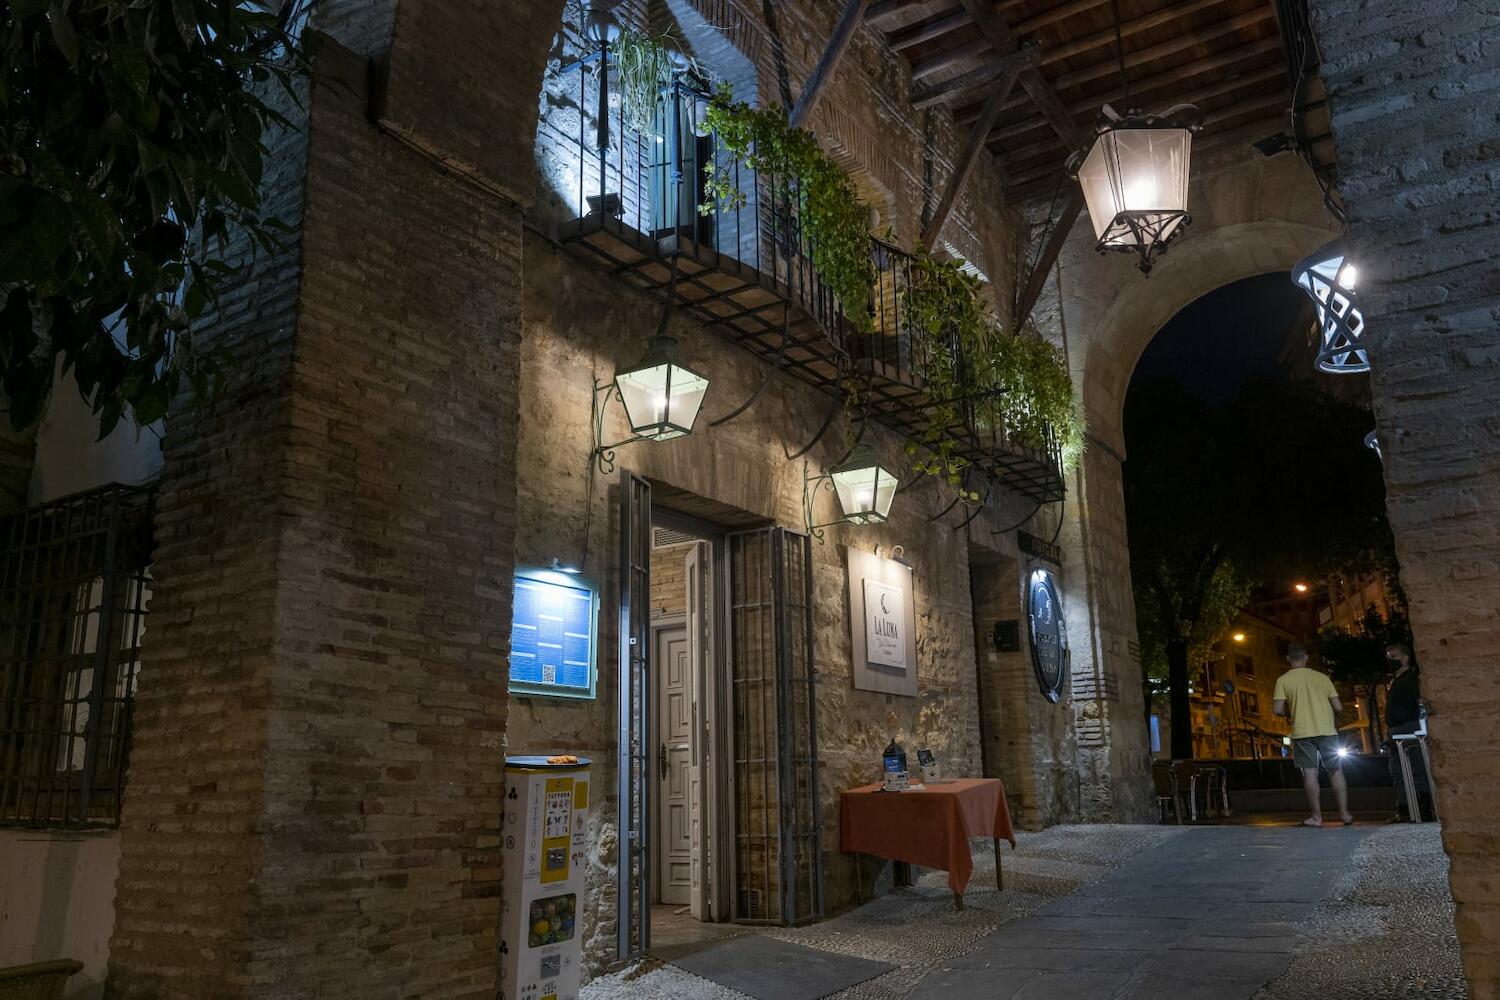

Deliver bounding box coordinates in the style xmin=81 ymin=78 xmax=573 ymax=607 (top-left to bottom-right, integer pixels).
xmin=863 ymin=578 xmax=907 ymax=670
xmin=849 ymin=549 xmax=917 ymax=697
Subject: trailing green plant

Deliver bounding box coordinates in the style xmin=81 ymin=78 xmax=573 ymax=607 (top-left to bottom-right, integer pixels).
xmin=0 ymin=0 xmax=310 ymax=436
xmin=900 ymin=250 xmax=1085 ymax=481
xmin=699 ymin=86 xmax=874 ymax=331
xmin=613 ymin=29 xmax=680 ymax=139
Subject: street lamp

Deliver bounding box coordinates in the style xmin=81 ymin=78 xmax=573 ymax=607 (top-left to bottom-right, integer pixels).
xmin=1292 ymin=240 xmax=1367 ymax=374
xmin=1294 ymin=582 xmax=1309 ymax=594
xmin=1232 ymin=632 xmax=1246 ymax=643
xmin=1069 ymin=104 xmax=1202 ymax=274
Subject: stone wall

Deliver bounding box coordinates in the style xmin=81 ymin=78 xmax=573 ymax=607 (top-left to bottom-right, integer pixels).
xmin=1304 ymin=0 xmax=1500 ymax=992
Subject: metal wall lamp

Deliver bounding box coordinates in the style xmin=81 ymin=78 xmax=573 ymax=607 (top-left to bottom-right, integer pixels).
xmin=591 ymin=334 xmax=710 ymax=474
xmin=1292 ymin=240 xmax=1368 ymax=374
xmin=801 ymin=443 xmax=900 ymax=543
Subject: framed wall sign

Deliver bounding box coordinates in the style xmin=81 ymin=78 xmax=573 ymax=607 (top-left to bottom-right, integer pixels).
xmin=1027 ymin=568 xmax=1068 ymax=703
xmin=848 ymin=549 xmax=917 ymax=697
xmin=509 ymin=568 xmax=599 ymax=699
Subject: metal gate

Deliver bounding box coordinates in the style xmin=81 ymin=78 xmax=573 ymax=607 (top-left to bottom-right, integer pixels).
xmin=617 ymin=471 xmax=652 ymax=961
xmin=727 ymin=527 xmax=822 ymax=925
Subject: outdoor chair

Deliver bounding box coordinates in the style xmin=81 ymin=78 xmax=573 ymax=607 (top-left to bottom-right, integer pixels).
xmin=1153 ymin=761 xmax=1186 ymax=824
xmin=1194 ymin=765 xmax=1232 ymax=820
xmin=0 ymin=960 xmax=82 ymax=1000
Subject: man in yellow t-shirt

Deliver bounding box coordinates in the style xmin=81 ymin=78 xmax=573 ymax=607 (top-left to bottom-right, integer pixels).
xmin=1273 ymin=643 xmax=1353 ymax=827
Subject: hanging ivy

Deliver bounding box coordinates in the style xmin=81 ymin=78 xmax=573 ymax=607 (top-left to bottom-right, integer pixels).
xmin=901 ymin=251 xmax=1085 ymax=482
xmin=699 ymin=86 xmax=875 ymax=332
xmin=613 ymin=29 xmax=681 ymax=139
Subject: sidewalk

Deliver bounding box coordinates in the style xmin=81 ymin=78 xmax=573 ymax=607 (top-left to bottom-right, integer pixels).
xmin=581 ymin=822 xmax=1462 ymax=999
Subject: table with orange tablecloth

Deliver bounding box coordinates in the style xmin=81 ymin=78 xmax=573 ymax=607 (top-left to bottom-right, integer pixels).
xmin=840 ymin=778 xmax=1016 ymax=909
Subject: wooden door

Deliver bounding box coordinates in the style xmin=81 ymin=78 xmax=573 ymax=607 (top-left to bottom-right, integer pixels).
xmin=655 ymin=625 xmax=693 ymax=905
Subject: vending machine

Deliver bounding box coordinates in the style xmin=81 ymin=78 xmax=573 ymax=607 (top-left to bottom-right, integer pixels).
xmin=500 ymin=756 xmax=591 ymax=1000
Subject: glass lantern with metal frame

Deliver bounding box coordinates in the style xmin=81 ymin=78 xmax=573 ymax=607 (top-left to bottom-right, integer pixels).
xmin=613 ymin=334 xmax=710 ymax=441
xmin=1069 ymin=104 xmax=1202 ymax=274
xmin=802 ymin=443 xmax=900 ymax=542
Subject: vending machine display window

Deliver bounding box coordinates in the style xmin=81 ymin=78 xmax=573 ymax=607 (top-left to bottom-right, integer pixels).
xmin=509 ymin=569 xmax=598 ymax=700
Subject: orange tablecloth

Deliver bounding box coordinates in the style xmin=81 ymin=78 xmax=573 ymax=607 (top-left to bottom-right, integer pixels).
xmin=840 ymin=778 xmax=1015 ymax=895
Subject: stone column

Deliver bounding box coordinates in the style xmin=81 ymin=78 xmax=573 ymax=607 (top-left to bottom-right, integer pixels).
xmin=1061 ymin=442 xmax=1154 ymax=823
xmin=1306 ymin=0 xmax=1500 ymax=993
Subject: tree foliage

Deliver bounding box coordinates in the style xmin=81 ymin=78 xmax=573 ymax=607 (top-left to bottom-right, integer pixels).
xmin=1125 ymin=376 xmax=1394 ymax=753
xmin=1318 ymin=605 xmax=1413 ymax=744
xmin=0 ymin=0 xmax=309 ymax=436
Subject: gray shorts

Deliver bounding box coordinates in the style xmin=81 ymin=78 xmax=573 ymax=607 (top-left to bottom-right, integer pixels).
xmin=1292 ymin=735 xmax=1344 ymax=770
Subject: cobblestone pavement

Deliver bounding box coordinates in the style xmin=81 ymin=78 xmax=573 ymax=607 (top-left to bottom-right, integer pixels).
xmin=580 ymin=822 xmax=1463 ymax=999
xmin=1257 ymin=824 xmax=1465 ymax=1000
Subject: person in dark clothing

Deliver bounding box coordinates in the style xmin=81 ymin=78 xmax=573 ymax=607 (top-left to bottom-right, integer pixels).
xmin=1384 ymin=642 xmax=1431 ymax=821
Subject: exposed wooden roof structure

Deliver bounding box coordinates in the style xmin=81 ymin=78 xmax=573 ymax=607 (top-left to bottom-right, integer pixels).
xmin=869 ymin=0 xmax=1338 ymax=204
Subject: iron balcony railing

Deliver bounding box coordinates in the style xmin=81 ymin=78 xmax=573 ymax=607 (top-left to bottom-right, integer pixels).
xmin=557 ymin=58 xmax=1063 ymax=498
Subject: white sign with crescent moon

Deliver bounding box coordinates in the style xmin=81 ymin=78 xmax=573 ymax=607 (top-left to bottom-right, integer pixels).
xmin=863 ymin=578 xmax=906 ymax=670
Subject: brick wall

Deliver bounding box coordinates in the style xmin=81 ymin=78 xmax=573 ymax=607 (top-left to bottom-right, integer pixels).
xmin=1306 ymin=0 xmax=1500 ymax=992
xmin=109 ymin=0 xmax=562 ymax=988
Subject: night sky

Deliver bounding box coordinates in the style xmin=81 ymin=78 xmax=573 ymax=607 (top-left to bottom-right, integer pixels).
xmin=1129 ymin=271 xmax=1315 ymax=406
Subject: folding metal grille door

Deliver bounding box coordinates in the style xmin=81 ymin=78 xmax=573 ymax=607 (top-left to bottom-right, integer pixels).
xmin=727 ymin=527 xmax=822 ymax=926
xmin=0 ymin=483 xmax=155 ymax=828
xmin=617 ymin=471 xmax=652 ymax=961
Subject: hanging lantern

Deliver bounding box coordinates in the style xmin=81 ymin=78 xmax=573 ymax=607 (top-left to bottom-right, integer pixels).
xmin=613 ymin=335 xmax=709 ymax=440
xmin=829 ymin=443 xmax=898 ymax=525
xmin=1069 ymin=104 xmax=1202 ymax=274
xmin=1292 ymin=240 xmax=1368 ymax=374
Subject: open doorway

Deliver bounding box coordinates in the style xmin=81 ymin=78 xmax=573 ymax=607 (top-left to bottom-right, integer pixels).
xmin=616 ymin=474 xmax=824 ymax=962
xmin=647 ymin=514 xmax=725 ymax=939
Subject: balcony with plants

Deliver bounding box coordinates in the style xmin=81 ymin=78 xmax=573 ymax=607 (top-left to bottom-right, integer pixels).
xmin=552 ymin=27 xmax=1078 ymax=502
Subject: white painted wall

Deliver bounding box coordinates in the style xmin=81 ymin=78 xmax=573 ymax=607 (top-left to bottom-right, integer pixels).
xmin=0 ymin=830 xmax=119 ymax=999
xmin=28 ymin=368 xmax=162 ymax=505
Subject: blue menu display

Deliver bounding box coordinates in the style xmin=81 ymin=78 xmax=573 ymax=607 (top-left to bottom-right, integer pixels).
xmin=510 ymin=573 xmax=596 ymax=698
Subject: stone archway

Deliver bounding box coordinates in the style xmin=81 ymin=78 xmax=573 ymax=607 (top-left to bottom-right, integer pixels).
xmin=1035 ymin=149 xmax=1339 ymax=822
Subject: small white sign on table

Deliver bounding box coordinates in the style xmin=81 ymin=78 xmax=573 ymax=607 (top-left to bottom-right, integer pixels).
xmin=848 ymin=548 xmax=917 ymax=697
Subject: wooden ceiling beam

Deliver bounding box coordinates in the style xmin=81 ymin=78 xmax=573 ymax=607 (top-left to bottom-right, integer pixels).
xmin=956 ymin=36 xmax=1284 ymax=128
xmin=1014 ymin=190 xmax=1084 ymax=324
xmin=1010 ymin=0 xmax=1109 ymax=37
xmin=1001 ymin=92 xmax=1290 ymax=189
xmin=866 ymin=0 xmax=956 ymax=27
xmin=912 ymin=44 xmax=1039 ymax=109
xmin=983 ymin=59 xmax=1286 ymax=147
xmin=957 ymin=0 xmax=1088 ymax=147
xmin=889 ymin=10 xmax=972 ymax=52
xmin=921 ymin=64 xmax=1026 ymax=247
xmin=790 ymin=0 xmax=874 ymax=127
xmin=911 ymin=35 xmax=994 ymax=80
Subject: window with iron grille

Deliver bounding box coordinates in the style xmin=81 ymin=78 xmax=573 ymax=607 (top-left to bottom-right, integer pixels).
xmin=0 ymin=483 xmax=155 ymax=828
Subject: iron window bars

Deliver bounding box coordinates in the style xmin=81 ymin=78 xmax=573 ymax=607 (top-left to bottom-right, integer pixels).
xmin=0 ymin=483 xmax=155 ymax=828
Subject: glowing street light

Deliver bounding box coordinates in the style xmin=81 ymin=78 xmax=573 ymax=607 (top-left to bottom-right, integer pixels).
xmin=1232 ymin=632 xmax=1247 ymax=643
xmin=1294 ymin=582 xmax=1309 ymax=594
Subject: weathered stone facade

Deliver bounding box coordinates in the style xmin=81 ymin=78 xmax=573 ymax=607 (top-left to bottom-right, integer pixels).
xmin=1304 ymin=1 xmax=1500 ymax=993
xmin=43 ymin=0 xmax=1216 ymax=992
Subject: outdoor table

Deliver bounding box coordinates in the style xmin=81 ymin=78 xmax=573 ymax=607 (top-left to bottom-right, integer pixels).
xmin=840 ymin=777 xmax=1016 ymax=910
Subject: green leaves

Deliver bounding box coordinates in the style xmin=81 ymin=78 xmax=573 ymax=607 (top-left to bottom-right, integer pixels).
xmin=701 ymin=88 xmax=876 ymax=333
xmin=901 ymin=249 xmax=1085 ymax=485
xmin=0 ymin=0 xmax=309 ymax=434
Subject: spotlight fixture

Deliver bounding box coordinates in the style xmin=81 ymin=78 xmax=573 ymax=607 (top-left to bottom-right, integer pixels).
xmin=1292 ymin=240 xmax=1367 ymax=374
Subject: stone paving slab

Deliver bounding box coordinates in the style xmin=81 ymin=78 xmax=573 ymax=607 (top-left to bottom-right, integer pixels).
xmin=911 ymin=826 xmax=1366 ymax=1000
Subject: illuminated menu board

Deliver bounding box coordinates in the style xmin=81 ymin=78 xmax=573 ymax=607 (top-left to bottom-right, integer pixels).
xmin=509 ymin=571 xmax=597 ymax=699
